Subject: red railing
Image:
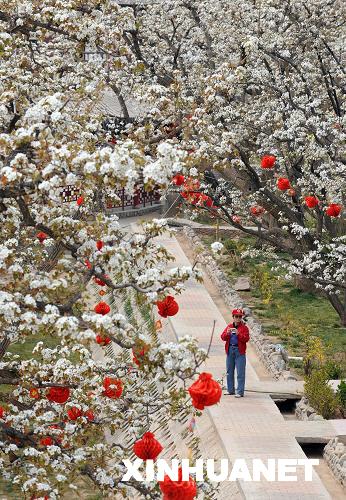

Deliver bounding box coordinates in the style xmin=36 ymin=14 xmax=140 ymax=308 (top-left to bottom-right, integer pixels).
xmin=60 ymin=185 xmax=161 ymax=210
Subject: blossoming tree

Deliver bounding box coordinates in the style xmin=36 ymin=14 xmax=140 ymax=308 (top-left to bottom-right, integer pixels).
xmin=0 ymin=2 xmax=224 ymax=497
xmin=119 ymin=0 xmax=346 ymax=325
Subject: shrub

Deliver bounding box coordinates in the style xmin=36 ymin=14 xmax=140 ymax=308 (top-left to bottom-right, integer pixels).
xmin=336 ymin=380 xmax=346 ymax=410
xmin=325 ymin=360 xmax=343 ymax=380
xmin=303 ymin=335 xmax=325 ymax=376
xmin=250 ymin=265 xmax=276 ymax=304
xmin=304 ymin=369 xmax=338 ymax=419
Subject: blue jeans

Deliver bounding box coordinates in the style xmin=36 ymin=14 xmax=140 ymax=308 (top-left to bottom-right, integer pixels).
xmin=226 ymin=346 xmax=246 ymax=395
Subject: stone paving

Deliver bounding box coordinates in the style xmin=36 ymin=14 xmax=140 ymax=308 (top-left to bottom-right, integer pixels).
xmin=159 ymin=231 xmax=333 ymax=499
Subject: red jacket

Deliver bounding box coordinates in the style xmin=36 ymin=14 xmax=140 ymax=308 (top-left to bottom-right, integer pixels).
xmin=221 ymin=322 xmax=250 ymax=355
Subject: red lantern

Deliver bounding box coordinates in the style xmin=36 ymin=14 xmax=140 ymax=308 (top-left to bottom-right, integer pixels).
xmin=85 ymin=409 xmax=95 ymax=421
xmin=94 ymin=277 xmax=106 ymax=286
xmin=0 ymin=407 xmax=5 ymax=418
xmin=36 ymin=231 xmax=47 ymax=244
xmin=277 ymin=177 xmax=291 ymax=191
xmin=67 ymin=406 xmax=83 ymax=421
xmin=133 ymin=432 xmax=163 ymax=460
xmin=190 ymin=192 xmax=203 ymax=206
xmin=157 ymin=296 xmax=179 ymax=318
xmin=204 ymin=195 xmax=214 ymax=208
xmin=188 ymin=372 xmax=222 ymax=410
xmin=85 ymin=259 xmax=92 ymax=270
xmin=29 ymin=388 xmax=40 ymax=399
xmin=172 ymin=174 xmax=185 ymax=186
xmin=183 ymin=178 xmax=200 ymax=192
xmin=159 ymin=467 xmax=197 ymax=500
xmin=102 ymin=377 xmax=123 ymax=399
xmin=76 ymin=196 xmax=84 ymax=206
xmin=261 ymin=155 xmax=276 ymax=169
xmin=96 ymin=334 xmax=111 ymax=346
xmin=96 ymin=240 xmax=103 ymax=251
xmin=40 ymin=436 xmax=54 ymax=447
xmin=197 ymin=193 xmax=214 ymax=208
xmin=250 ymin=205 xmax=265 ymax=216
xmin=326 ymin=203 xmax=342 ymax=217
xmin=305 ymin=196 xmax=319 ymax=208
xmin=94 ymin=301 xmax=110 ymax=315
xmin=46 ymin=386 xmax=70 ymax=404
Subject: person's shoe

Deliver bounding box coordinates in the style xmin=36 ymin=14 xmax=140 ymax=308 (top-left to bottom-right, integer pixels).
xmin=235 ymin=394 xmax=243 ymax=398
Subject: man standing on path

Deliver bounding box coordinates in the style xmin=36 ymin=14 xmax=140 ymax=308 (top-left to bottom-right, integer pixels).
xmin=221 ymin=309 xmax=250 ymax=397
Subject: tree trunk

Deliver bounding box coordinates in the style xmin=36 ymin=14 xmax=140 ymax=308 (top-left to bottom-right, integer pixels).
xmin=326 ymin=292 xmax=346 ymax=327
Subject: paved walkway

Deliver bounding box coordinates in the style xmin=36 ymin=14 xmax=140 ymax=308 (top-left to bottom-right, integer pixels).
xmin=159 ymin=232 xmax=332 ymax=500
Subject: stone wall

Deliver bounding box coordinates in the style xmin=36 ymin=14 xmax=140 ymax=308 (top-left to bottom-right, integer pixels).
xmin=193 ymin=227 xmax=240 ymax=238
xmin=182 ymin=226 xmax=296 ymax=381
xmin=294 ymin=396 xmax=324 ymax=421
xmin=323 ymin=437 xmax=346 ymax=488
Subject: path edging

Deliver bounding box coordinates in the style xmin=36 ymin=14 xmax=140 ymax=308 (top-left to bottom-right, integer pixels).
xmin=323 ymin=437 xmax=346 ymax=488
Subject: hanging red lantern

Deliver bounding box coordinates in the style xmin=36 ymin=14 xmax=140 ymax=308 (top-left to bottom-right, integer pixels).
xmin=172 ymin=174 xmax=185 ymax=186
xmin=102 ymin=377 xmax=123 ymax=399
xmin=36 ymin=231 xmax=47 ymax=244
xmin=157 ymin=296 xmax=179 ymax=318
xmin=159 ymin=467 xmax=197 ymax=500
xmin=94 ymin=277 xmax=106 ymax=286
xmin=76 ymin=196 xmax=84 ymax=206
xmin=189 ymin=192 xmax=203 ymax=206
xmin=94 ymin=301 xmax=110 ymax=315
xmin=277 ymin=177 xmax=291 ymax=191
xmin=96 ymin=240 xmax=103 ymax=251
xmin=305 ymin=196 xmax=319 ymax=208
xmin=46 ymin=386 xmax=70 ymax=404
xmin=188 ymin=372 xmax=222 ymax=410
xmin=326 ymin=203 xmax=342 ymax=217
xmin=40 ymin=436 xmax=54 ymax=447
xmin=183 ymin=178 xmax=200 ymax=192
xmin=29 ymin=388 xmax=40 ymax=399
xmin=133 ymin=432 xmax=163 ymax=460
xmin=204 ymin=195 xmax=214 ymax=208
xmin=85 ymin=409 xmax=95 ymax=421
xmin=0 ymin=407 xmax=5 ymax=418
xmin=95 ymin=334 xmax=111 ymax=346
xmin=85 ymin=259 xmax=92 ymax=270
xmin=261 ymin=155 xmax=276 ymax=169
xmin=250 ymin=205 xmax=265 ymax=216
xmin=67 ymin=406 xmax=83 ymax=421
xmin=197 ymin=193 xmax=214 ymax=208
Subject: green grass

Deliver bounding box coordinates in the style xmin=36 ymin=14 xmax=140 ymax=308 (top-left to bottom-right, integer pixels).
xmin=8 ymin=334 xmax=59 ymax=360
xmin=201 ymin=234 xmax=346 ymax=377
